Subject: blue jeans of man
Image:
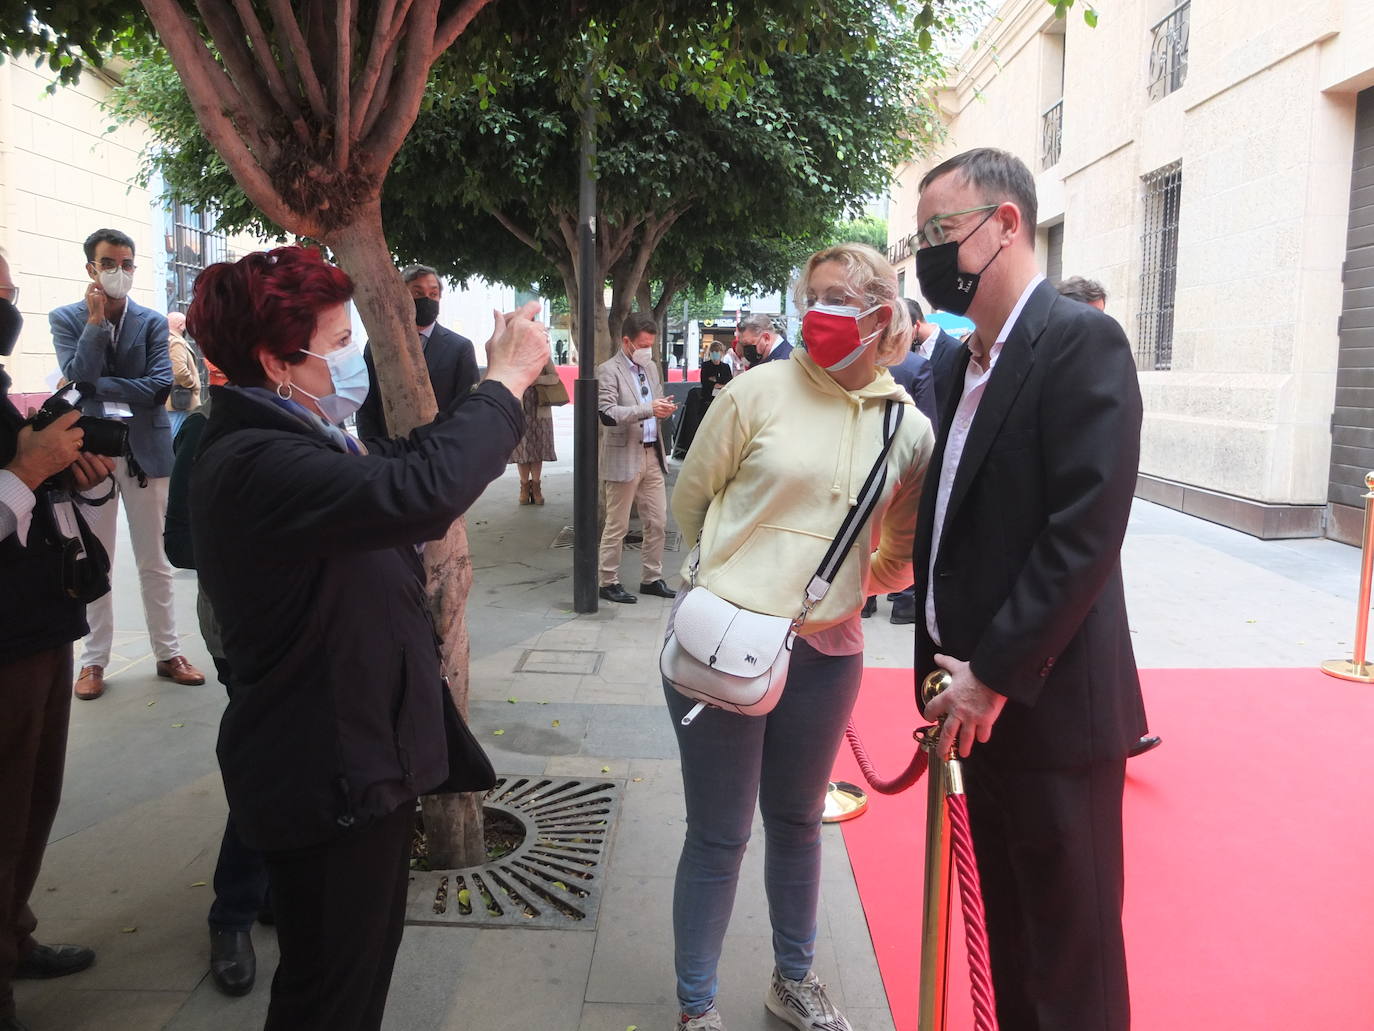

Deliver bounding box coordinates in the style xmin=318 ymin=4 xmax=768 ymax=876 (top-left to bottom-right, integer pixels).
xmin=664 ymin=637 xmax=863 ymax=1015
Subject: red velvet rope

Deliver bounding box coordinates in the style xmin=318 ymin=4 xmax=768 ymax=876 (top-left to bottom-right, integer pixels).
xmin=947 ymin=793 xmax=1000 ymax=1031
xmin=843 ymin=719 xmax=930 ymax=794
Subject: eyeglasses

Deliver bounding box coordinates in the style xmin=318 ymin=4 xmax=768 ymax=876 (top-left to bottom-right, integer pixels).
xmin=909 ymin=204 xmax=999 ymax=250
xmin=94 ymin=259 xmax=137 ymax=273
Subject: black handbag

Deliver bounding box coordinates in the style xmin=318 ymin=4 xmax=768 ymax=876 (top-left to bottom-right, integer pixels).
xmin=430 ymin=677 xmax=497 ymax=795
xmin=46 ymin=489 xmax=111 ymax=604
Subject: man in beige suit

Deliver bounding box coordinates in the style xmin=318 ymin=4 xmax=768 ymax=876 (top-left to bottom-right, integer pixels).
xmin=596 ymin=312 xmax=677 ymax=604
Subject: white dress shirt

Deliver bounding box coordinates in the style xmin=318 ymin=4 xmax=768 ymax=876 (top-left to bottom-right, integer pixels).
xmin=926 ymin=275 xmax=1045 ymax=646
xmin=624 ymin=353 xmax=657 ymax=444
xmin=0 ymin=468 xmax=36 ymax=546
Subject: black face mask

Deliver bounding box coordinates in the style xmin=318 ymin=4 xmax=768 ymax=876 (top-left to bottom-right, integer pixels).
xmin=0 ymin=298 xmax=22 ymax=357
xmin=742 ymin=344 xmax=761 ymax=364
xmin=414 ymin=296 xmax=440 ymax=328
xmin=914 ymin=208 xmax=1002 ymax=317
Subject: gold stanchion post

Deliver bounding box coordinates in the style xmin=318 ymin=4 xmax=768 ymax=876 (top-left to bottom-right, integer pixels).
xmin=1323 ymin=471 xmax=1374 ymax=683
xmin=918 ymin=671 xmax=954 ymax=1031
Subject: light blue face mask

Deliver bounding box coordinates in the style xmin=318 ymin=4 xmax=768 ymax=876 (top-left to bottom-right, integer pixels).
xmin=295 ymin=341 xmax=370 ymax=425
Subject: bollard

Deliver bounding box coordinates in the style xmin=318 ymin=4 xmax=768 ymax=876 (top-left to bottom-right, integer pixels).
xmin=1322 ymin=471 xmax=1374 ymax=683
xmin=918 ymin=670 xmax=954 ymax=1031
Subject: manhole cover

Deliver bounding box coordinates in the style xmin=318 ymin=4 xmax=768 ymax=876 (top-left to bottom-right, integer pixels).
xmin=407 ymin=776 xmax=620 ymax=929
xmin=516 ymin=648 xmax=603 ymax=675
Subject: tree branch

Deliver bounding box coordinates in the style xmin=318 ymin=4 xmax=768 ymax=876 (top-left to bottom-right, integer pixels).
xmin=228 ymin=0 xmax=310 ymax=146
xmin=266 ymin=0 xmax=331 ymax=123
xmin=193 ymin=0 xmax=283 ymax=140
xmin=490 ymin=209 xmax=543 ymax=254
xmin=432 ymin=0 xmax=496 ymax=61
xmin=356 ymin=23 xmax=406 ymax=142
xmin=334 ymin=0 xmax=352 ymax=171
xmin=361 ymin=0 xmax=443 ymax=171
xmin=141 ymin=0 xmax=310 ymax=236
xmin=351 ymin=0 xmax=410 ymax=140
xmin=653 ymin=274 xmax=684 ymax=323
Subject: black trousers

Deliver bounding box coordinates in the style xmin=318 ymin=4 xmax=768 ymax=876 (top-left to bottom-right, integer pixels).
xmin=207 ymin=657 xmax=270 ymax=933
xmin=0 ymin=646 xmax=72 ymax=1021
xmin=262 ymin=801 xmax=414 ymax=1031
xmin=962 ymin=756 xmax=1130 ymax=1031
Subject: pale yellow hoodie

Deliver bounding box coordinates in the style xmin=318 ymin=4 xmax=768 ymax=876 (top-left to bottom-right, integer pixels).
xmin=672 ymin=350 xmax=934 ymax=635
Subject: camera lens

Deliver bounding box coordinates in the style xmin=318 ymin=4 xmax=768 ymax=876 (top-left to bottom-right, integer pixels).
xmin=76 ymin=416 xmax=129 ymax=458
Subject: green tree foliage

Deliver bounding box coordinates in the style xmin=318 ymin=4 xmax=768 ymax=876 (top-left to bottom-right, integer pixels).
xmin=828 ymin=215 xmax=890 ymax=253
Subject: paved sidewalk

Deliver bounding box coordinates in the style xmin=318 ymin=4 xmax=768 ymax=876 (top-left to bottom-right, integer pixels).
xmin=13 ymin=404 xmax=1365 ymax=1030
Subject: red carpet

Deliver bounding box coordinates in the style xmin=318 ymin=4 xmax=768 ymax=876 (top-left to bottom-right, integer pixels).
xmin=833 ymin=667 xmax=1374 ymax=1029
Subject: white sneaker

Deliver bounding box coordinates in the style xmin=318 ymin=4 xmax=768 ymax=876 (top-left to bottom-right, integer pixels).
xmin=677 ymin=1007 xmax=726 ymax=1030
xmin=765 ymin=969 xmax=853 ymax=1031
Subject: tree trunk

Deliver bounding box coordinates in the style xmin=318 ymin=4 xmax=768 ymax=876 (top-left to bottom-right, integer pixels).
xmin=327 ymin=201 xmax=486 ymax=870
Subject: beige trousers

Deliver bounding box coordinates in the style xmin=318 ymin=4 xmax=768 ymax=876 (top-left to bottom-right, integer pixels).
xmin=599 ymin=446 xmax=667 ymax=587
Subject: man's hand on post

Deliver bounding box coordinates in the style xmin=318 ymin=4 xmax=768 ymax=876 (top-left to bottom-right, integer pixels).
xmin=924 ymin=653 xmax=1008 ymax=759
xmin=5 ymin=411 xmax=85 ymax=490
xmin=484 ymin=301 xmax=549 ymax=400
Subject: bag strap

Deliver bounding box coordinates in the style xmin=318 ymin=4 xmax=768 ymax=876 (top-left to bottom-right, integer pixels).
xmin=799 ymin=399 xmax=903 ymax=620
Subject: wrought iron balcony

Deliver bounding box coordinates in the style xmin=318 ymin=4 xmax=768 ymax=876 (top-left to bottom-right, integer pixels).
xmin=1041 ymin=99 xmax=1063 ymax=170
xmin=1148 ymin=1 xmax=1189 ymax=101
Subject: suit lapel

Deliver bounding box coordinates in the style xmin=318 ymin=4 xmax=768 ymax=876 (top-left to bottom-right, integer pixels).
xmin=115 ymin=301 xmax=143 ymax=357
xmin=940 ymin=280 xmax=1057 ymax=531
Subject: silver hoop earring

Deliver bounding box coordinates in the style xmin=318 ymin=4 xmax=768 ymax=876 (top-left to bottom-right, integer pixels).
xmin=276 ymin=381 xmax=292 ymax=399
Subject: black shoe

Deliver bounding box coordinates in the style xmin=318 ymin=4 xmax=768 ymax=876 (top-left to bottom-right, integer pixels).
xmin=13 ymin=943 xmax=95 ymax=979
xmin=0 ymin=1015 xmax=31 ymax=1031
xmin=599 ymin=583 xmax=638 ymax=604
xmin=890 ymin=599 xmax=917 ymax=625
xmin=209 ymin=929 xmax=256 ymax=996
xmin=861 ymin=595 xmax=877 ymax=618
xmin=1129 ymin=734 xmax=1163 ymax=758
xmin=639 ymin=579 xmax=677 ymax=599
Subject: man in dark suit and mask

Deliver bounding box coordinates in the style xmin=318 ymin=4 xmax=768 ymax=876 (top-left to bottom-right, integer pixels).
xmin=356 ymin=264 xmax=479 ymax=439
xmin=913 ymin=148 xmax=1146 ymax=1031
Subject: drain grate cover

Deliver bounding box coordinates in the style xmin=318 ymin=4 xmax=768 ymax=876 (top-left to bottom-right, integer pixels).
xmin=407 ymin=776 xmax=620 ymax=929
xmin=551 ymin=527 xmax=681 ymax=552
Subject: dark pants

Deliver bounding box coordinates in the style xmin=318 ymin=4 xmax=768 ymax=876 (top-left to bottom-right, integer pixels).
xmin=962 ymin=756 xmax=1130 ymax=1031
xmin=0 ymin=646 xmax=73 ymax=1020
xmin=262 ymin=802 xmax=414 ymax=1031
xmin=207 ymin=656 xmax=270 ymax=933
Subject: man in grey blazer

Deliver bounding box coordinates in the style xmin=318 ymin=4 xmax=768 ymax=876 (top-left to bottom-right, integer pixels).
xmin=51 ymin=228 xmax=205 ymax=700
xmin=595 ymin=312 xmax=677 ymax=604
xmin=355 ymin=264 xmax=480 ymax=439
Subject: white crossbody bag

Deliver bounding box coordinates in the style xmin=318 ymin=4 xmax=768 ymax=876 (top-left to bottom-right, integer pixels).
xmin=660 ymin=400 xmax=903 ymax=726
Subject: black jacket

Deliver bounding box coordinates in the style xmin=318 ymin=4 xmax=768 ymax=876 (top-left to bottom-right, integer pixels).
xmin=356 ymin=324 xmax=480 ymax=439
xmin=0 ymin=369 xmax=92 ymax=665
xmin=914 ymin=282 xmax=1146 ymax=769
xmin=190 ymin=381 xmax=522 ymax=851
xmin=924 ymin=327 xmax=964 ymax=418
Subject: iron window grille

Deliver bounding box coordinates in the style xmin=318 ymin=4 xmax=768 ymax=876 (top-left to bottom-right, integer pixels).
xmin=1041 ymin=99 xmax=1063 ymax=170
xmin=167 ymin=202 xmax=232 ymax=312
xmin=1147 ymin=2 xmax=1190 ymax=102
xmin=1136 ymin=161 xmax=1182 ymax=371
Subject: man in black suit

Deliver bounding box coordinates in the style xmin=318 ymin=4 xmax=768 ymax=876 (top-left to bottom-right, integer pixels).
xmin=356 ymin=264 xmax=479 ymax=439
xmin=908 ymin=297 xmax=964 ymax=418
xmin=913 ymin=148 xmax=1145 ymax=1031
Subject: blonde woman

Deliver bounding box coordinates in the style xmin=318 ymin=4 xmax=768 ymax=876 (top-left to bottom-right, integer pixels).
xmin=664 ymin=243 xmax=934 ymax=1031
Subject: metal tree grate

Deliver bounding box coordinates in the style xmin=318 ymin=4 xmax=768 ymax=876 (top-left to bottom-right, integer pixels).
xmin=406 ymin=776 xmax=620 ymax=929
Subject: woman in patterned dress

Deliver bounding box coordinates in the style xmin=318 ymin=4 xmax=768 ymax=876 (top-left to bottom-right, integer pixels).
xmin=510 ymin=359 xmax=560 ymax=504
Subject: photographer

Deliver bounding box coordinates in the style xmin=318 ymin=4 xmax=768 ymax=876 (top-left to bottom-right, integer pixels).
xmin=0 ymin=253 xmax=113 ymax=1031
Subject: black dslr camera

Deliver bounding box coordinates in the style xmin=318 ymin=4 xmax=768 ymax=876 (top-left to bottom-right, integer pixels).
xmin=28 ymin=383 xmax=130 ymax=458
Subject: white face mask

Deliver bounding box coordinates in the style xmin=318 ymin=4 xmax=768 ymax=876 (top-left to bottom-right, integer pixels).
xmin=97 ymin=267 xmax=134 ymax=301
xmin=632 ymin=347 xmax=653 ymax=365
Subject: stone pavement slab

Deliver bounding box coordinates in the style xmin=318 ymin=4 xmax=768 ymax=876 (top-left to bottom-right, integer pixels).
xmin=15 ymin=403 xmax=1367 ymax=1031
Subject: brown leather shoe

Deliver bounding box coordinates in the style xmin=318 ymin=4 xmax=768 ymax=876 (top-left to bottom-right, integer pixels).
xmin=156 ymin=656 xmax=206 ymax=686
xmin=74 ymin=665 xmax=105 ymax=700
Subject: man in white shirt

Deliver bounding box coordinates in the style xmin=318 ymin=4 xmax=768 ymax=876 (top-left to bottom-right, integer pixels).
xmin=595 ymin=312 xmax=677 ymax=604
xmin=912 ymin=148 xmax=1146 ymax=1031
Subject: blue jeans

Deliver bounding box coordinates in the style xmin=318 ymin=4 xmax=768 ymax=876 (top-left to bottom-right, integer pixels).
xmin=664 ymin=637 xmax=863 ymax=1015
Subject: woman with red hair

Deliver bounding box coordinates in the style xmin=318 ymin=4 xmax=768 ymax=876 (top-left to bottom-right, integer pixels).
xmin=185 ymin=247 xmax=548 ymax=1031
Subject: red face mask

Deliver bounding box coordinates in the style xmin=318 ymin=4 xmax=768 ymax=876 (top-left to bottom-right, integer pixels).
xmin=801 ymin=303 xmax=885 ymax=371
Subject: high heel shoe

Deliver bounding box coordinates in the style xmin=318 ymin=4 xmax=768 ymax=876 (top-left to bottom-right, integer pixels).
xmin=531 ymin=480 xmax=544 ymax=505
